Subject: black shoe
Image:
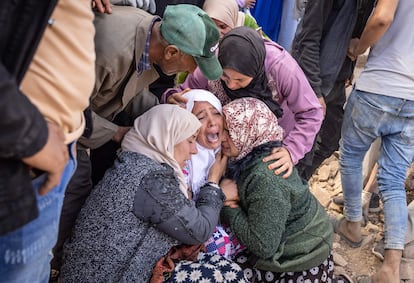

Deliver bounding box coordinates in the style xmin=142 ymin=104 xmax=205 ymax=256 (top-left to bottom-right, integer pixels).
xmin=369 ymin=193 xmax=381 ymax=213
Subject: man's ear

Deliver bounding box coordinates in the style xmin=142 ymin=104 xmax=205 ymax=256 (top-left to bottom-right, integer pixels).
xmin=164 ymin=45 xmax=180 ymax=60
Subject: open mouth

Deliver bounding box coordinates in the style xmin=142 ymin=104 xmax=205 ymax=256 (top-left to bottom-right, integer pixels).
xmin=206 ymin=133 xmax=220 ymax=143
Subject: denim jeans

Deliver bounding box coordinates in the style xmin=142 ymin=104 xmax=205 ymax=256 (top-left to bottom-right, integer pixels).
xmin=339 ymin=90 xmax=414 ymax=250
xmin=0 ymin=143 xmax=77 ymax=283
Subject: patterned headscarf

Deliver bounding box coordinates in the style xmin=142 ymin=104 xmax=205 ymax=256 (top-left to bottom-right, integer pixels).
xmin=222 ymin=97 xmax=284 ymax=160
xmin=122 ymin=104 xmax=201 ymax=198
xmin=218 ymin=26 xmax=283 ymax=118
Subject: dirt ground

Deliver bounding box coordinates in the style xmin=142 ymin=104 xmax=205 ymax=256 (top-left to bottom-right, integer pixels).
xmin=309 ymin=154 xmax=414 ymax=281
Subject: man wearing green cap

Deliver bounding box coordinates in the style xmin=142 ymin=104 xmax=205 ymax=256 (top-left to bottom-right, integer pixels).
xmin=50 ymin=4 xmax=222 ymax=281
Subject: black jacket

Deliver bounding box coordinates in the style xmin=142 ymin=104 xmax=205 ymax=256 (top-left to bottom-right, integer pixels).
xmin=291 ymin=0 xmax=375 ymax=98
xmin=0 ymin=0 xmax=57 ymax=235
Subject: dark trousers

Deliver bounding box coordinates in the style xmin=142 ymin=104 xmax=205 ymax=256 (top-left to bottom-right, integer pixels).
xmin=296 ymin=81 xmax=347 ymax=180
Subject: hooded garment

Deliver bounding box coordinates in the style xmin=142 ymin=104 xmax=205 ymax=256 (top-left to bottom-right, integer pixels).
xmin=183 ymin=89 xmax=223 ymax=200
xmin=222 ymin=97 xmax=284 ymax=161
xmin=203 ymin=0 xmax=245 ymax=29
xmin=122 ymin=104 xmax=201 ymax=198
xmin=219 ymin=26 xmax=283 ymax=118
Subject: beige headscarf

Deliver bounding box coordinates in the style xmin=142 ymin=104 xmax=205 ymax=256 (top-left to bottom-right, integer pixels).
xmin=203 ymin=0 xmax=245 ymax=29
xmin=121 ymin=104 xmax=201 ymax=198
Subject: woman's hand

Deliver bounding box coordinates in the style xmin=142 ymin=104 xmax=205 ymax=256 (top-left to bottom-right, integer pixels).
xmin=208 ymin=152 xmax=228 ymax=184
xmin=262 ymin=147 xmax=293 ymax=179
xmin=167 ymin=88 xmax=191 ymax=107
xmin=220 ymin=178 xmax=239 ymax=208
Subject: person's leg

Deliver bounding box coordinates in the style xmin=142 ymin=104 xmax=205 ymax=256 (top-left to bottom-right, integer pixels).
xmin=296 ymin=82 xmax=346 ymax=181
xmin=310 ymin=82 xmax=346 ymax=175
xmin=337 ymin=90 xmax=376 ymax=244
xmin=400 ymin=201 xmax=414 ymax=282
xmin=50 ymin=148 xmax=92 ymax=279
xmin=374 ymin=104 xmax=414 ymax=282
xmin=0 ymin=143 xmax=77 ymax=283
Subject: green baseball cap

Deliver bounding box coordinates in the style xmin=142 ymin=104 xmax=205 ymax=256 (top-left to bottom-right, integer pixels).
xmin=160 ymin=4 xmax=222 ymax=80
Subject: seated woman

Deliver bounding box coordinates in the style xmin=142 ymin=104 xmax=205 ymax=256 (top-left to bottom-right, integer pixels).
xmin=162 ymin=27 xmax=323 ymax=179
xmin=182 ymin=89 xmax=223 ymax=200
xmin=60 ymin=104 xmax=246 ymax=282
xmin=182 ymin=89 xmax=244 ymax=259
xmin=220 ymin=97 xmax=334 ymax=282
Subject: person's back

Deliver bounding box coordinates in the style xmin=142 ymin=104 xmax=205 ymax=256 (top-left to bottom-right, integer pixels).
xmin=61 ymin=151 xmax=180 ymax=282
xmin=61 ymin=104 xmax=245 ymax=282
xmin=228 ymin=151 xmax=333 ymax=271
xmin=219 ymin=97 xmax=333 ymax=282
xmin=355 ymin=0 xmax=414 ymax=100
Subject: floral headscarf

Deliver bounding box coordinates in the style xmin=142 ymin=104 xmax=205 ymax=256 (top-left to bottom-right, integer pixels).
xmin=222 ymin=97 xmax=284 ymax=160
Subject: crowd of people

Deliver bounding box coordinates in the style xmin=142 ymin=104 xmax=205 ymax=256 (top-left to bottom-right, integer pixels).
xmin=0 ymin=0 xmax=413 ymax=283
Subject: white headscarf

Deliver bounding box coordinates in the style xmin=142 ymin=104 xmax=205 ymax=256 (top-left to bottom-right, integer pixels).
xmin=183 ymin=89 xmax=223 ymax=200
xmin=121 ymin=104 xmax=201 ymax=198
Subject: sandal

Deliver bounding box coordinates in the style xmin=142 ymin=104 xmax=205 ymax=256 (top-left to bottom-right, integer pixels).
xmin=331 ymin=214 xmax=363 ymax=248
xmin=356 ymin=275 xmax=371 ymax=283
xmin=335 ymin=273 xmax=354 ymax=283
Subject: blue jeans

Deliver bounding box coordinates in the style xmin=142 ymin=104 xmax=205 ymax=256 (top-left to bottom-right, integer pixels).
xmin=339 ymin=90 xmax=414 ymax=250
xmin=0 ymin=143 xmax=77 ymax=283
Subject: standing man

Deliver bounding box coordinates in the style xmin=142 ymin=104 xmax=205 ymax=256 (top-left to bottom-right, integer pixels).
xmin=291 ymin=0 xmax=375 ymax=180
xmin=335 ymin=0 xmax=414 ymax=282
xmin=0 ymin=0 xmax=111 ymax=282
xmin=50 ymin=4 xmax=222 ymax=280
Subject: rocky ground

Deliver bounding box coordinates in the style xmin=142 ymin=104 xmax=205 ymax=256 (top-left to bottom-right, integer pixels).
xmin=309 ymin=154 xmax=414 ymax=281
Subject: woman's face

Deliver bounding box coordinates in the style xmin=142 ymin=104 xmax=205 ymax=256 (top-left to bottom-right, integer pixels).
xmin=174 ymin=131 xmax=199 ymax=169
xmin=221 ymin=68 xmax=253 ymax=90
xmin=192 ymin=101 xmax=223 ymax=150
xmin=212 ymin=18 xmax=232 ymax=38
xmin=221 ymin=120 xmax=239 ymax=157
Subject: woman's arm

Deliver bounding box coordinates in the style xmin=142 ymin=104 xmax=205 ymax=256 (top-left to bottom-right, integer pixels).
xmin=265 ymin=44 xmax=323 ymax=165
xmin=160 ymin=67 xmax=209 ymax=104
xmin=221 ymin=171 xmax=291 ymax=259
xmin=133 ymin=168 xmax=225 ymax=245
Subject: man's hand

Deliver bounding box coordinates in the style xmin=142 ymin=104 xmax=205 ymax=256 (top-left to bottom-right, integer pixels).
xmin=92 ymin=0 xmax=112 ymax=14
xmin=167 ymin=88 xmax=191 ymax=107
xmin=347 ymin=38 xmax=360 ymax=61
xmin=318 ymin=96 xmax=327 ymax=117
xmin=262 ymin=147 xmax=294 ymax=179
xmin=112 ymin=126 xmax=131 ymax=143
xmin=22 ymin=121 xmax=68 ymax=196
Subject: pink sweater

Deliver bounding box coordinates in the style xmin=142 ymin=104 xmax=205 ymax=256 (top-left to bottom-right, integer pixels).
xmin=162 ymin=40 xmax=323 ymax=164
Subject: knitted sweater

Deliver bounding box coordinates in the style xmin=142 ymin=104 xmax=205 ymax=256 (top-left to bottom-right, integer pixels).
xmin=221 ymin=146 xmax=333 ymax=272
xmin=61 ymin=151 xmax=224 ymax=282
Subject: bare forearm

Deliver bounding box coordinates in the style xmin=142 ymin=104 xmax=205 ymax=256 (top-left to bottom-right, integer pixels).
xmin=354 ymin=0 xmax=398 ymax=55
